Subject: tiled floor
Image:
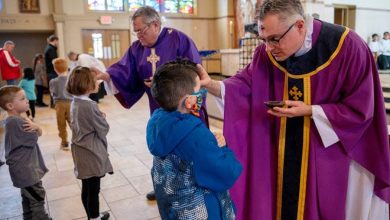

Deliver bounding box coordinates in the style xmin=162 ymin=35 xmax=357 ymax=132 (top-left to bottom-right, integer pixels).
xmin=0 ymin=94 xmax=222 ymax=220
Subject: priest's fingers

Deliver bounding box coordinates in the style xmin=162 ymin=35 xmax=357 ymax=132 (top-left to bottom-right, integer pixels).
xmin=269 ymin=105 xmax=312 ymax=117
xmin=267 ymin=109 xmax=293 ymax=118
xmin=284 ymin=100 xmax=305 ymax=107
xmin=197 ymin=64 xmax=211 ymax=86
xmin=144 ymin=80 xmax=152 ymax=88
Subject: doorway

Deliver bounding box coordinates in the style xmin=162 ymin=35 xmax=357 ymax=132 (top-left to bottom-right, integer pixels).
xmin=82 ymin=30 xmax=130 ymax=67
xmin=334 ymin=5 xmax=356 ymax=29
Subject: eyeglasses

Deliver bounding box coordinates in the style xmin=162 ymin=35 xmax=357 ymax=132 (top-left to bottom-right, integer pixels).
xmin=260 ymin=22 xmax=296 ymax=46
xmin=132 ymin=24 xmax=151 ymax=37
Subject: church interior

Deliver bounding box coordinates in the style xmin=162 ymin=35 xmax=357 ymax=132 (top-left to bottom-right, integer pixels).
xmin=1 ymin=0 xmax=390 ymax=219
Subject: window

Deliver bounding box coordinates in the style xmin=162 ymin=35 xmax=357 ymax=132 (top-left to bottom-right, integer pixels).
xmin=88 ymin=0 xmax=195 ymax=13
xmin=92 ymin=33 xmax=104 ymax=58
xmin=88 ymin=0 xmax=124 ymax=11
xmin=128 ymin=0 xmax=194 ymax=14
xmin=111 ymin=34 xmax=121 ymax=59
xmin=0 ymin=0 xmax=3 ymax=12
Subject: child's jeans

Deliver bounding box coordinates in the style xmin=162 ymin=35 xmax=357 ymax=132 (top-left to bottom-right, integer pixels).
xmin=21 ymin=181 xmax=51 ymax=220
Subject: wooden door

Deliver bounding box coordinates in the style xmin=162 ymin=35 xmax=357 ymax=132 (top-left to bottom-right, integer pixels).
xmin=82 ymin=29 xmax=130 ymax=67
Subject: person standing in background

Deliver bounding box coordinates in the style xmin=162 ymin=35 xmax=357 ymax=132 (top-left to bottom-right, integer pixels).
xmin=33 ymin=53 xmax=48 ymax=107
xmin=0 ymin=41 xmax=21 ymax=85
xmin=44 ymin=35 xmax=59 ymax=107
xmin=369 ymin=33 xmax=380 ymax=64
xmin=19 ymin=68 xmax=37 ymax=120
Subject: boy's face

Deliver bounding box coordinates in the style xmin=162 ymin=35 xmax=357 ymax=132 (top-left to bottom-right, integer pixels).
xmin=7 ymin=90 xmax=29 ymax=113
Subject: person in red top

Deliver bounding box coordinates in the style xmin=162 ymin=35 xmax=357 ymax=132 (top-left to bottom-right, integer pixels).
xmin=0 ymin=41 xmax=21 ymax=85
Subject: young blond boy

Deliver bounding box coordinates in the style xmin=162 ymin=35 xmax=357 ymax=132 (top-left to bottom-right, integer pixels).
xmin=49 ymin=58 xmax=72 ymax=150
xmin=0 ymin=86 xmax=50 ymax=219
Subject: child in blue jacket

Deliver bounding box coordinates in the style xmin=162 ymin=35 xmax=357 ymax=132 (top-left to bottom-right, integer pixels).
xmin=147 ymin=59 xmax=242 ymax=220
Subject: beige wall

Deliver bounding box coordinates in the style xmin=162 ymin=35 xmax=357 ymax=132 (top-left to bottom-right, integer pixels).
xmin=0 ymin=0 xmax=235 ymax=58
xmin=303 ymin=0 xmax=390 ymax=41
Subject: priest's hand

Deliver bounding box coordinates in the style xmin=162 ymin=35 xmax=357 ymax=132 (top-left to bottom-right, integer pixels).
xmin=92 ymin=67 xmax=111 ymax=82
xmin=197 ymin=64 xmax=211 ymax=87
xmin=197 ymin=64 xmax=222 ymax=98
xmin=267 ymin=100 xmax=312 ymax=118
xmin=144 ymin=77 xmax=152 ymax=88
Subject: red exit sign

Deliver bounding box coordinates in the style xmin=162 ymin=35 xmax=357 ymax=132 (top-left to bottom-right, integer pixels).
xmin=100 ymin=16 xmax=112 ymax=25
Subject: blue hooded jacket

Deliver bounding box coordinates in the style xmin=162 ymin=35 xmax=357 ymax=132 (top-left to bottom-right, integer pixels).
xmin=146 ymin=109 xmax=242 ymax=220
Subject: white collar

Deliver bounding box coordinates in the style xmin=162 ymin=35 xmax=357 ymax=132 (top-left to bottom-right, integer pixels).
xmin=295 ymin=14 xmax=314 ymax=57
xmin=73 ymin=95 xmax=92 ymax=101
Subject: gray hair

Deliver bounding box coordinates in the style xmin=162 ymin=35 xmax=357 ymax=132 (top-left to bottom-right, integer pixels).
xmin=131 ymin=6 xmax=161 ymax=25
xmin=67 ymin=51 xmax=77 ymax=58
xmin=3 ymin=41 xmax=15 ymax=47
xmin=258 ymin=0 xmax=304 ymax=22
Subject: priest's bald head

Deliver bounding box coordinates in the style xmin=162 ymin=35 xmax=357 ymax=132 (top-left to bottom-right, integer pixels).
xmin=257 ymin=0 xmax=307 ymax=61
xmin=132 ymin=6 xmax=162 ymax=48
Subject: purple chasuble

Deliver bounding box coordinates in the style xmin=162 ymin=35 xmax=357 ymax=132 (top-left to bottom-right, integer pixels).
xmin=223 ymin=20 xmax=390 ymax=220
xmin=107 ymin=27 xmax=201 ymax=114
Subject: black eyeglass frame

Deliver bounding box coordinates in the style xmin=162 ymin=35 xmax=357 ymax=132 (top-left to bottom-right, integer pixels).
xmin=260 ymin=22 xmax=296 ymax=46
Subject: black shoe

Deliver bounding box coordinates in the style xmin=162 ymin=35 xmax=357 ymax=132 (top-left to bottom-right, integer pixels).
xmin=0 ymin=161 xmax=5 ymax=167
xmin=101 ymin=211 xmax=110 ymax=220
xmin=146 ymin=191 xmax=156 ymax=201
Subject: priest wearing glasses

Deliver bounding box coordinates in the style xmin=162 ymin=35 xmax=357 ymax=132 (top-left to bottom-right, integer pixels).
xmin=94 ymin=6 xmax=201 ymax=201
xmin=199 ymin=0 xmax=390 ymax=219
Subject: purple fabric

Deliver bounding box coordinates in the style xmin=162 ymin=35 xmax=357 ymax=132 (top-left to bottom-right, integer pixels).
xmin=223 ymin=20 xmax=390 ymax=220
xmin=107 ymin=27 xmax=201 ymax=114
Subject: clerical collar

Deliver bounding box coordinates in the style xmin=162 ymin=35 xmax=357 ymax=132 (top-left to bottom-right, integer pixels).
xmin=295 ymin=14 xmax=313 ymax=57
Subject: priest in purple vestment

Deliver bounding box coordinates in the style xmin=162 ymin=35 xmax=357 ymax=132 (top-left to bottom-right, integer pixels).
xmin=199 ymin=0 xmax=390 ymax=219
xmin=94 ymin=6 xmax=201 ymax=201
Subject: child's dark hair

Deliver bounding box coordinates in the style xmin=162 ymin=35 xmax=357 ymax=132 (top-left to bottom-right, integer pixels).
xmin=0 ymin=86 xmax=22 ymax=110
xmin=66 ymin=66 xmax=96 ymax=96
xmin=33 ymin=53 xmax=44 ymax=73
xmin=151 ymin=59 xmax=198 ymax=111
xmin=23 ymin=68 xmax=35 ymax=80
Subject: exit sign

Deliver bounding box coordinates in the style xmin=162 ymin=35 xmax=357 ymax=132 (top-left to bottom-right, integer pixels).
xmin=100 ymin=16 xmax=113 ymax=25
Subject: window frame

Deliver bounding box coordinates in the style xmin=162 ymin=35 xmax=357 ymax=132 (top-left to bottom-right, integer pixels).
xmin=86 ymin=0 xmax=197 ymax=15
xmin=87 ymin=0 xmax=126 ymax=12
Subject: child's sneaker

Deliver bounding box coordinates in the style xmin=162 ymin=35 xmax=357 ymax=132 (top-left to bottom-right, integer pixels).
xmin=101 ymin=212 xmax=110 ymax=220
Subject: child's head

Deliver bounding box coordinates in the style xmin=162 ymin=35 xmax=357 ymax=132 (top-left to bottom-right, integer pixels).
xmin=0 ymin=86 xmax=29 ymax=114
xmin=52 ymin=58 xmax=68 ymax=75
xmin=33 ymin=53 xmax=44 ymax=70
xmin=372 ymin=33 xmax=379 ymax=42
xmin=66 ymin=66 xmax=97 ymax=96
xmin=151 ymin=59 xmax=200 ymax=111
xmin=23 ymin=67 xmax=35 ymax=80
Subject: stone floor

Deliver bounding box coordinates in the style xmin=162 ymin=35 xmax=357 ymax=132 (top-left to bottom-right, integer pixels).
xmin=0 ymin=94 xmax=222 ymax=220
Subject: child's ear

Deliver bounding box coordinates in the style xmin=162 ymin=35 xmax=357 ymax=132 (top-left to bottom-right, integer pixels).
xmin=184 ymin=96 xmax=196 ymax=109
xmin=5 ymin=103 xmax=13 ymax=110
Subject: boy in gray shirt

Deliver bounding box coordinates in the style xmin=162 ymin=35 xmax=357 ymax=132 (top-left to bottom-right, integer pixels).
xmin=49 ymin=58 xmax=72 ymax=150
xmin=0 ymin=85 xmax=50 ymax=220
